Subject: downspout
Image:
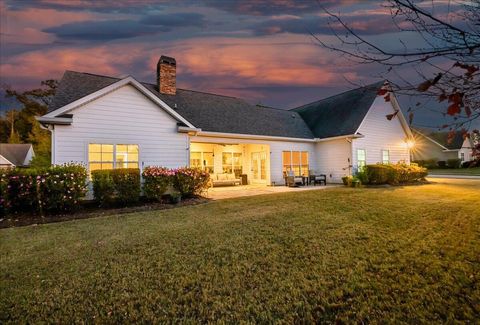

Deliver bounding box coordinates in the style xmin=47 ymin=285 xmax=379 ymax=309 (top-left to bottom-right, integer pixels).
xmin=49 ymin=125 xmax=55 ymax=165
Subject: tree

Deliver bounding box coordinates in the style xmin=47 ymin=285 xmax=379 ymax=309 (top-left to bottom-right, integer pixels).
xmin=314 ymin=0 xmax=480 ymax=137
xmin=1 ymin=80 xmax=58 ymax=166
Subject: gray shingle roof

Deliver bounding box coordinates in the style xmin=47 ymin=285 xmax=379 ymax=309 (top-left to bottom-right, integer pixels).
xmin=0 ymin=143 xmax=33 ymax=166
xmin=48 ymin=71 xmax=314 ymax=139
xmin=412 ymin=129 xmax=467 ymax=150
xmin=291 ymin=81 xmax=385 ymax=138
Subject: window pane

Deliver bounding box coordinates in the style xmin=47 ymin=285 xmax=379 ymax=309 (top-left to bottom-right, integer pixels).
xmin=102 ymin=152 xmax=114 ymax=162
xmin=90 ymin=163 xmax=102 ymax=171
xmin=203 ymin=152 xmax=214 ymax=171
xmin=116 ymin=162 xmax=126 ymax=169
xmin=128 ymin=145 xmax=138 ymax=154
xmin=129 ymin=162 xmax=139 ymax=169
xmin=116 ymin=144 xmax=127 ymax=153
xmin=292 ymin=151 xmax=300 ymax=165
xmin=190 ymin=152 xmax=201 ymax=168
xmin=301 ymin=151 xmax=309 ymax=165
xmin=283 ymin=151 xmax=291 ymax=165
xmin=89 ymin=152 xmax=102 ymax=161
xmin=89 ymin=144 xmax=102 ymax=153
xmin=357 ymin=149 xmax=366 ymax=161
xmin=102 ymin=162 xmax=114 ymax=170
xmin=102 ymin=144 xmax=113 ymax=153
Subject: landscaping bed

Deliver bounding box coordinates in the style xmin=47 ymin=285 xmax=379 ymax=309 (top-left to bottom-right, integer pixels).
xmin=0 ymin=197 xmax=209 ymax=229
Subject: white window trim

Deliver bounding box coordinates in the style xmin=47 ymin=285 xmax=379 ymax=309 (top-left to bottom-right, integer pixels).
xmin=357 ymin=149 xmax=366 ymax=168
xmin=382 ymin=149 xmax=390 ymax=164
xmin=88 ymin=143 xmax=139 ymax=171
xmin=282 ymin=150 xmax=309 ymax=175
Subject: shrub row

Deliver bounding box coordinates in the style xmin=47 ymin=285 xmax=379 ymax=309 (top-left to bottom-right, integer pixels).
xmin=91 ymin=166 xmax=210 ymax=206
xmin=0 ymin=164 xmax=88 ymax=216
xmin=413 ymin=158 xmax=463 ymax=169
xmin=360 ymin=163 xmax=427 ymax=185
xmin=91 ymin=168 xmax=141 ymax=206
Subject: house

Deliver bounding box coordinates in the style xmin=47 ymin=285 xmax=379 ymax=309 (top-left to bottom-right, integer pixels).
xmin=0 ymin=143 xmax=35 ymax=168
xmin=412 ymin=129 xmax=474 ymax=163
xmin=37 ymin=56 xmax=413 ymax=184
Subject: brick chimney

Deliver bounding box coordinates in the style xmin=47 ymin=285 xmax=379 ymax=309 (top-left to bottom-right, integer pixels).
xmin=157 ymin=56 xmax=176 ymax=95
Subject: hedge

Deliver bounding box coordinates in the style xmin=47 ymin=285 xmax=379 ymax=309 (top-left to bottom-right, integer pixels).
xmin=171 ymin=167 xmax=210 ymax=197
xmin=142 ymin=166 xmax=174 ymax=201
xmin=0 ymin=164 xmax=88 ymax=216
xmin=91 ymin=168 xmax=141 ymax=206
xmin=360 ymin=163 xmax=427 ymax=185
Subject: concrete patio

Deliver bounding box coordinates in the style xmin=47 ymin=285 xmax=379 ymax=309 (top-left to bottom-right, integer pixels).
xmin=205 ymin=184 xmax=340 ymax=200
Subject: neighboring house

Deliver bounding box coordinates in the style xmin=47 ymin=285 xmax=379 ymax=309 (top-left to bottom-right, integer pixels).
xmin=412 ymin=129 xmax=474 ymax=162
xmin=38 ymin=56 xmax=413 ymax=184
xmin=0 ymin=143 xmax=35 ymax=168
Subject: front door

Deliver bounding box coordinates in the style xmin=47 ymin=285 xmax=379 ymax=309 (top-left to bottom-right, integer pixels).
xmin=251 ymin=151 xmax=267 ymax=183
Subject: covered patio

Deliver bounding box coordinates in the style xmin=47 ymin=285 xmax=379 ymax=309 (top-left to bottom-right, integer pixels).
xmin=190 ymin=142 xmax=271 ymax=186
xmin=205 ymin=183 xmax=338 ymax=200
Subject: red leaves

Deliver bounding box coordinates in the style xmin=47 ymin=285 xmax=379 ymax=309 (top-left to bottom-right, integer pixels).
xmin=417 ymin=73 xmax=443 ymax=92
xmin=447 ymin=130 xmax=456 ymax=144
xmin=386 ymin=111 xmax=398 ymax=121
xmin=465 ymin=105 xmax=472 ymax=117
xmin=447 ymin=103 xmax=461 ymax=116
xmin=438 ymin=93 xmax=447 ymax=102
xmin=384 ymin=94 xmax=391 ymax=102
xmin=445 ymin=92 xmax=464 ymax=116
xmin=377 ymin=88 xmax=388 ymax=96
xmin=453 ymin=61 xmax=479 ymax=78
xmin=417 ymin=80 xmax=432 ymax=92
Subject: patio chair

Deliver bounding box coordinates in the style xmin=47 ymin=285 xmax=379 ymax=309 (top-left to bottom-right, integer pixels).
xmin=312 ymin=174 xmax=327 ymax=186
xmin=286 ymin=171 xmax=303 ymax=187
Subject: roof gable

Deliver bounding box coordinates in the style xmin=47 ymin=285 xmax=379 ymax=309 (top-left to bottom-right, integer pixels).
xmin=0 ymin=144 xmax=33 ymax=166
xmin=414 ymin=129 xmax=468 ymax=150
xmin=291 ymin=81 xmax=385 ymax=139
xmin=46 ymin=71 xmax=314 ymax=139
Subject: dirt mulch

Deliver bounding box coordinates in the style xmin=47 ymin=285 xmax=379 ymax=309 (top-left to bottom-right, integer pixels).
xmin=0 ymin=197 xmax=211 ymax=229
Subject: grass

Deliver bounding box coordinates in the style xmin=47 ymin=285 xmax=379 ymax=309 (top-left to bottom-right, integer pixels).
xmin=1 ymin=179 xmax=479 ymax=323
xmin=429 ymin=167 xmax=480 ymax=176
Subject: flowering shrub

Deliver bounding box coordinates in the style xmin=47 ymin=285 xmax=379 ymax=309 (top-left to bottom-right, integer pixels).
xmin=362 ymin=163 xmax=427 ymax=185
xmin=142 ymin=166 xmax=174 ymax=201
xmin=91 ymin=168 xmax=140 ymax=206
xmin=0 ymin=164 xmax=87 ymax=216
xmin=171 ymin=167 xmax=210 ymax=197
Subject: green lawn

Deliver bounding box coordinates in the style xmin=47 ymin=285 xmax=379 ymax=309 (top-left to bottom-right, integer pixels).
xmin=429 ymin=167 xmax=480 ymax=176
xmin=1 ymin=179 xmax=479 ymax=323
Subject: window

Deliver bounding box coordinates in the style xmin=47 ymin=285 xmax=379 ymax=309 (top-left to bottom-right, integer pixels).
xmin=357 ymin=149 xmax=366 ymax=170
xmin=460 ymin=152 xmax=465 ymax=161
xmin=222 ymin=152 xmax=242 ymax=175
xmin=282 ymin=151 xmax=309 ymax=176
xmin=116 ymin=144 xmax=139 ymax=169
xmin=382 ymin=150 xmax=390 ymax=164
xmin=88 ymin=144 xmax=138 ymax=172
xmin=190 ymin=152 xmax=214 ymax=173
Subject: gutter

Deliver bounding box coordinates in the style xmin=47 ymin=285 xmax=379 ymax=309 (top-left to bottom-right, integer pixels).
xmin=314 ymin=134 xmax=364 ymax=142
xmin=36 ymin=116 xmax=73 ymax=125
xmin=193 ymin=130 xmax=317 ymax=142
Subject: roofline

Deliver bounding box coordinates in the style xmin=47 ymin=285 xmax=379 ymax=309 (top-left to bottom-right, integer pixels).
xmin=314 ymin=134 xmax=364 ymax=142
xmin=36 ymin=116 xmax=73 ymax=125
xmin=194 ymin=130 xmax=316 ymax=142
xmin=43 ymin=76 xmax=196 ymax=128
xmin=290 ymin=80 xmax=386 ymax=111
xmin=0 ymin=153 xmax=15 ymax=167
xmin=413 ymin=129 xmax=450 ymax=150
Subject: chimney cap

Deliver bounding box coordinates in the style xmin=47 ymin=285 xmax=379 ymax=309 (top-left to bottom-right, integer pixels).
xmin=159 ymin=55 xmax=176 ymax=66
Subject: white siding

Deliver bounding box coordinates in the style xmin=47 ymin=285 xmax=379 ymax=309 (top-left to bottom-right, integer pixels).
xmin=315 ymin=139 xmax=352 ymax=183
xmin=459 ymin=138 xmax=473 ymax=162
xmin=53 ymin=84 xmax=189 ymax=169
xmin=190 ymin=135 xmax=316 ymax=185
xmin=352 ymin=96 xmax=410 ymax=170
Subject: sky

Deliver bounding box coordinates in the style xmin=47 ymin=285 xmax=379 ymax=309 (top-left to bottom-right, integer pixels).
xmin=0 ymin=0 xmax=478 ymax=130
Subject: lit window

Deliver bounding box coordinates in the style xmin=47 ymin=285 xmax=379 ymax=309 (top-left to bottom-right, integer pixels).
xmin=382 ymin=150 xmax=390 ymax=164
xmin=222 ymin=152 xmax=242 ymax=175
xmin=357 ymin=149 xmax=366 ymax=170
xmin=282 ymin=151 xmax=309 ymax=176
xmin=88 ymin=144 xmax=138 ymax=172
xmin=88 ymin=144 xmax=114 ymax=171
xmin=116 ymin=144 xmax=139 ymax=169
xmin=190 ymin=152 xmax=214 ymax=173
